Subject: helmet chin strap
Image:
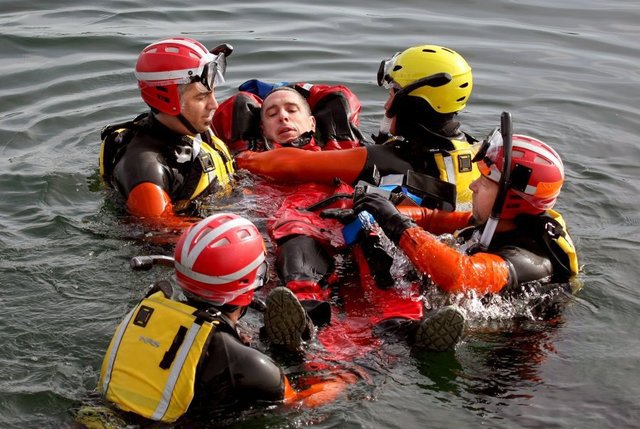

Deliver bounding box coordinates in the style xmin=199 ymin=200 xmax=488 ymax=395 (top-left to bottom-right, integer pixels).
xmin=177 ymin=113 xmax=201 ymax=136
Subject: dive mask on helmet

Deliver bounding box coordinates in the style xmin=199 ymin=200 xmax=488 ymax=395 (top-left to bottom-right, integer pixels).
xmin=377 ymin=52 xmax=402 ymax=89
xmin=377 ymin=52 xmax=452 ymax=92
xmin=472 ymin=127 xmax=503 ymax=182
xmin=192 ymin=44 xmax=233 ymax=90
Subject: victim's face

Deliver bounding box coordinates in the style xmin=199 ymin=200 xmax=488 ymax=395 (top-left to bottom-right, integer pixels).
xmin=260 ymin=90 xmax=315 ymax=144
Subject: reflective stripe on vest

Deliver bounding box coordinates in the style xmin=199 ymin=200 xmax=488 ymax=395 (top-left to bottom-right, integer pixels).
xmin=99 ymin=292 xmax=217 ymax=423
xmin=188 ymin=130 xmax=235 ymax=201
xmin=152 ymin=321 xmax=204 ymax=420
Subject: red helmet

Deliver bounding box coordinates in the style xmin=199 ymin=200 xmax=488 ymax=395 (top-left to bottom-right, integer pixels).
xmin=134 ymin=37 xmax=230 ymax=115
xmin=174 ymin=213 xmax=267 ymax=307
xmin=477 ymin=134 xmax=564 ymax=218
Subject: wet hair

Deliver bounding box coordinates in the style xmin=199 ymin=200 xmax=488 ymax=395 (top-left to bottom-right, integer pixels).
xmin=260 ymin=86 xmax=313 ymax=119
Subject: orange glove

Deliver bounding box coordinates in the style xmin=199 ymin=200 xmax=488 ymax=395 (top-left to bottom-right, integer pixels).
xmin=399 ymin=227 xmax=510 ymax=294
xmin=283 ymin=371 xmax=358 ymax=408
xmin=397 ymin=206 xmax=473 ymax=236
xmin=126 ymin=182 xmax=198 ymax=236
xmin=235 ymin=147 xmax=367 ymax=185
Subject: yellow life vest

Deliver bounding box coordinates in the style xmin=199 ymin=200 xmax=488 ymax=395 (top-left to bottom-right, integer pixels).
xmin=186 ymin=130 xmax=235 ymax=201
xmin=432 ymin=137 xmax=480 ymax=208
xmin=99 ymin=114 xmax=235 ymax=211
xmin=99 ymin=291 xmax=219 ymax=423
xmin=544 ymin=209 xmax=580 ymax=277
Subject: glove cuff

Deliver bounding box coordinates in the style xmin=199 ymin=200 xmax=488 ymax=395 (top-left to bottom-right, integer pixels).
xmin=385 ymin=214 xmax=417 ymax=244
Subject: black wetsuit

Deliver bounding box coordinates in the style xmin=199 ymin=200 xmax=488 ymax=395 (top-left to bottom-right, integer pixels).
xmin=191 ymin=314 xmax=286 ymax=413
xmin=487 ymin=214 xmax=575 ymax=293
xmin=101 ymin=112 xmax=234 ymax=213
xmin=361 ymin=128 xmax=470 ymax=179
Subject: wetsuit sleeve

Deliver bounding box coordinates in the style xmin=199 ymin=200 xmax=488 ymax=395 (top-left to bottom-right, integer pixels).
xmin=201 ymin=331 xmax=355 ymax=408
xmin=495 ymin=246 xmax=554 ymax=289
xmin=358 ymin=144 xmax=413 ymax=181
xmin=398 ymin=227 xmax=511 ymax=294
xmin=397 ymin=206 xmax=473 ymax=236
xmin=235 ymin=147 xmax=367 ymax=185
xmin=113 ymin=145 xmax=171 ymax=199
xmin=202 ymin=331 xmax=286 ymax=404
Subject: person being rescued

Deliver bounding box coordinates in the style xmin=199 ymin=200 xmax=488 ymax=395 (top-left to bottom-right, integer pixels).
xmin=98 ymin=213 xmax=357 ymax=425
xmin=214 ymin=80 xmax=466 ymax=355
xmin=224 ymin=45 xmax=483 ymax=353
xmin=234 ymin=44 xmax=481 ymax=212
xmin=99 ymin=37 xmax=236 ymax=230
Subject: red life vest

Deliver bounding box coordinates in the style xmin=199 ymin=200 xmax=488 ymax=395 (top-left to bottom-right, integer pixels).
xmin=211 ymin=83 xmax=364 ymax=155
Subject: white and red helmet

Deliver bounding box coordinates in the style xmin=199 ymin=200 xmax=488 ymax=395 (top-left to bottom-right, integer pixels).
xmin=134 ymin=37 xmax=230 ymax=115
xmin=477 ymin=134 xmax=564 ymax=218
xmin=174 ymin=213 xmax=267 ymax=307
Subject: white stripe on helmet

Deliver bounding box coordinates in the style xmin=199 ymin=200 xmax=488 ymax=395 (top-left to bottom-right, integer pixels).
xmin=180 ymin=215 xmax=255 ymax=269
xmin=175 ymin=252 xmax=266 ymax=285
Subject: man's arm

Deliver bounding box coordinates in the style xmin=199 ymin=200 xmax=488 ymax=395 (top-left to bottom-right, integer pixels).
xmin=235 ymin=147 xmax=367 ymax=185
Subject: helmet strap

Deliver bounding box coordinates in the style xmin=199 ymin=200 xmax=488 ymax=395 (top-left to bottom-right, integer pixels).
xmin=177 ymin=113 xmax=200 ymax=136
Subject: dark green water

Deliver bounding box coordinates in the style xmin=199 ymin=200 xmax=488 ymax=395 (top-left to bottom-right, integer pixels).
xmin=1 ymin=1 xmax=639 ymax=428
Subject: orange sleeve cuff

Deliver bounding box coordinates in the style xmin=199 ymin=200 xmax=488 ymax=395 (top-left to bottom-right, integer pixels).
xmin=127 ymin=182 xmax=173 ymax=218
xmin=399 ymin=227 xmax=510 ymax=294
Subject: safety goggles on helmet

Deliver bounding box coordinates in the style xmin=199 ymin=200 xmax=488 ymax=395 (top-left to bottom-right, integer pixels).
xmin=377 ymin=52 xmax=402 ymax=89
xmin=378 ymin=52 xmax=453 ymax=92
xmin=193 ymin=43 xmax=232 ymax=90
xmin=136 ymin=43 xmax=232 ymax=91
xmin=472 ymin=127 xmax=504 ymax=182
xmin=474 ymin=127 xmax=549 ymax=201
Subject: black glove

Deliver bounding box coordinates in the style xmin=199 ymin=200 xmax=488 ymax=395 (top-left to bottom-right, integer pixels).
xmin=352 ymin=193 xmax=416 ymax=243
xmin=320 ymin=208 xmax=357 ymax=225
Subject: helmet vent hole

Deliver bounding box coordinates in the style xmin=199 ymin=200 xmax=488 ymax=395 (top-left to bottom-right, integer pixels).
xmin=165 ymin=47 xmax=179 ymax=54
xmin=456 ymin=96 xmax=466 ymax=102
xmin=512 ymin=149 xmax=525 ymax=159
xmin=460 ymin=82 xmax=469 ymax=88
xmin=422 ymin=48 xmax=437 ymax=53
xmin=211 ymin=237 xmax=230 ymax=248
xmin=393 ymin=65 xmax=402 ymax=72
xmin=442 ymin=48 xmax=454 ymax=54
xmin=236 ymin=229 xmax=251 ymax=239
xmin=534 ymin=156 xmax=553 ymax=166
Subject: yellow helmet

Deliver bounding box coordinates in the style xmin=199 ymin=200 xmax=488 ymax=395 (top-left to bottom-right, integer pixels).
xmin=377 ymin=45 xmax=473 ymax=114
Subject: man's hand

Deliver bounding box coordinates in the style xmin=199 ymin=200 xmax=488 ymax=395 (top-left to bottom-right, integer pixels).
xmin=353 ymin=193 xmax=416 ymax=243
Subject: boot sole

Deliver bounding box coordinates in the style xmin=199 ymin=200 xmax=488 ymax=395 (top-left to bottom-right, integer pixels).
xmin=414 ymin=306 xmax=465 ymax=352
xmin=264 ymin=287 xmax=308 ymax=349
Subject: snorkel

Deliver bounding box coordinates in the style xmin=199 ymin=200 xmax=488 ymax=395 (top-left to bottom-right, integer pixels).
xmin=477 ymin=111 xmax=513 ymax=250
xmin=373 ymin=72 xmax=452 ymax=144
